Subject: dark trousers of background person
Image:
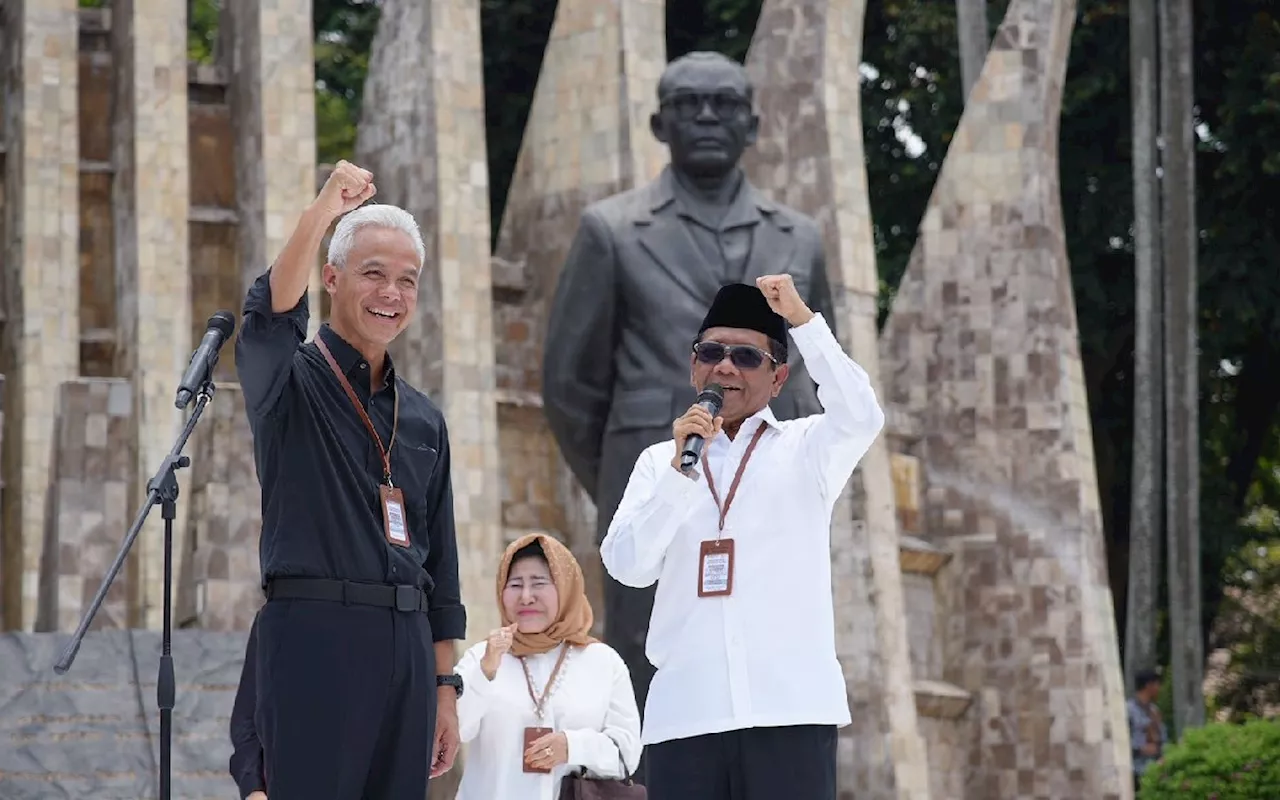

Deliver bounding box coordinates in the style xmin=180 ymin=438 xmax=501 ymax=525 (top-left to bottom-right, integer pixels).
xmin=255 ymin=597 xmax=437 ymax=799
xmin=645 ymin=724 xmax=837 ymax=800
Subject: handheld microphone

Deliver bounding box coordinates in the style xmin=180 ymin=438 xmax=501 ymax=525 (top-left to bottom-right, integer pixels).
xmin=174 ymin=310 xmax=237 ymax=409
xmin=679 ymin=383 xmax=725 ymax=472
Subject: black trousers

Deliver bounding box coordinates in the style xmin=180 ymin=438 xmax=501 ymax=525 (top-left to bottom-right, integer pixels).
xmin=646 ymin=725 xmax=838 ymax=800
xmin=256 ymin=598 xmax=437 ymax=800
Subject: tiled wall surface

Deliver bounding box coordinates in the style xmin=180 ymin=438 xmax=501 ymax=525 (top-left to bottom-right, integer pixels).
xmin=177 ymin=385 xmax=263 ymax=631
xmin=0 ymin=0 xmax=82 ymax=631
xmin=356 ymin=0 xmax=505 ymax=645
xmin=110 ymin=0 xmax=193 ymax=630
xmin=34 ymin=380 xmax=134 ymax=633
xmin=491 ymin=0 xmax=667 ymax=606
xmin=743 ymin=1 xmax=931 ymax=796
xmin=0 ymin=5 xmax=305 ymax=634
xmin=878 ymin=1 xmax=1132 ymax=797
xmin=223 ymin=0 xmax=321 ymax=338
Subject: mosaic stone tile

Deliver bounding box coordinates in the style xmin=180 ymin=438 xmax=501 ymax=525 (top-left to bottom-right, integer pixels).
xmin=110 ymin=0 xmax=193 ymax=631
xmin=34 ymin=379 xmax=134 ymax=633
xmin=878 ymin=1 xmax=1131 ymax=796
xmin=0 ymin=0 xmax=81 ymax=631
xmin=222 ymin=0 xmax=321 ymax=338
xmin=491 ymin=0 xmax=666 ymax=622
xmin=175 ymin=385 xmax=263 ymax=631
xmin=743 ymin=0 xmax=931 ymax=795
xmin=356 ymin=0 xmax=504 ymax=645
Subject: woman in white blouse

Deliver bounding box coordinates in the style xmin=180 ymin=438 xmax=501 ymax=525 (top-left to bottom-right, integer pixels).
xmin=454 ymin=532 xmax=642 ymax=799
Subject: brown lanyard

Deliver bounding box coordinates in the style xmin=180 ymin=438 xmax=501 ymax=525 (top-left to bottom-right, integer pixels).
xmin=701 ymin=423 xmax=767 ymax=534
xmin=520 ymin=644 xmax=571 ymax=721
xmin=315 ymin=337 xmax=400 ymax=487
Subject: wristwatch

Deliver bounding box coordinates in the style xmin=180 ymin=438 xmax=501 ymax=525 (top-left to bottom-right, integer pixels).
xmin=437 ymin=673 xmax=464 ymax=698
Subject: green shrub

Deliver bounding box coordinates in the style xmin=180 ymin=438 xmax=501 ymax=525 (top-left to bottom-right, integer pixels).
xmin=1138 ymin=719 xmax=1280 ymax=799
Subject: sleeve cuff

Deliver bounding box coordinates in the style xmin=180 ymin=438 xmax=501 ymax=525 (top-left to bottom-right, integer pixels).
xmin=235 ymin=769 xmax=264 ymax=798
xmin=787 ymin=311 xmax=834 ymax=347
xmin=428 ymin=605 xmax=467 ymax=642
xmin=455 ymin=647 xmax=495 ymax=701
xmin=651 ymin=456 xmax=701 ymax=505
xmin=242 ymin=268 xmax=309 ymax=320
xmin=563 ymin=728 xmax=588 ymax=767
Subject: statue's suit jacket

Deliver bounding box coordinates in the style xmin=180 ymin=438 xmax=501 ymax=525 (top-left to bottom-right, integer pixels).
xmin=543 ymin=167 xmax=836 ymax=541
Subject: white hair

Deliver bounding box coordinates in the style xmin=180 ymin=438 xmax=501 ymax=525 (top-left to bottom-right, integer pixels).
xmin=327 ymin=204 xmax=427 ymax=272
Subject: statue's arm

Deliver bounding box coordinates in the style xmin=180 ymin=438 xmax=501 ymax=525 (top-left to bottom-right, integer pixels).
xmin=542 ymin=209 xmax=618 ymax=498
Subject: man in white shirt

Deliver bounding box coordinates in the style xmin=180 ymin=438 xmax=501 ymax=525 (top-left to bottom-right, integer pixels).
xmin=600 ymin=275 xmax=885 ymax=799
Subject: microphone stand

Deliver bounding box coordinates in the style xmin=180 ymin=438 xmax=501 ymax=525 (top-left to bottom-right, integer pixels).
xmin=54 ymin=377 xmax=219 ymax=800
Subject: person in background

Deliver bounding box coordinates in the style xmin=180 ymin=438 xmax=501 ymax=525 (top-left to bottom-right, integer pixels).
xmin=601 ymin=276 xmax=886 ymax=800
xmin=229 ymin=612 xmax=265 ymax=800
xmin=1127 ymin=669 xmax=1167 ymax=792
xmin=453 ymin=533 xmax=641 ymax=799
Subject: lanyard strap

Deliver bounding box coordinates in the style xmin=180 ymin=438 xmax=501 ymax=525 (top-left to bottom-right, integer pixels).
xmin=520 ymin=644 xmax=571 ymax=720
xmin=315 ymin=336 xmax=400 ymax=486
xmin=702 ymin=424 xmax=767 ymax=533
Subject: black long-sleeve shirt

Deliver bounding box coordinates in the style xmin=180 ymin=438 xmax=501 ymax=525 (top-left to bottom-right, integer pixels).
xmin=234 ymin=270 xmax=466 ymax=642
xmin=229 ymin=614 xmax=263 ymax=799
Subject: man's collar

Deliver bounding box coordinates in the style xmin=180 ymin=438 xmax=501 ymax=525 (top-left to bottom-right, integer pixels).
xmin=750 ymin=405 xmax=780 ymax=431
xmin=722 ymin=405 xmax=778 ymax=442
xmin=317 ymin=324 xmax=396 ymax=387
xmin=647 ymin=165 xmax=780 ymax=221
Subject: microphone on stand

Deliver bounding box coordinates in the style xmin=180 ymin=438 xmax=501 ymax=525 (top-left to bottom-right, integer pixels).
xmin=175 ymin=311 xmax=237 ymax=409
xmin=679 ymin=383 xmax=724 ymax=473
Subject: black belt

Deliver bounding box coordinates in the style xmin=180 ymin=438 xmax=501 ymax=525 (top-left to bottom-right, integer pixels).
xmin=266 ymin=577 xmax=429 ymax=613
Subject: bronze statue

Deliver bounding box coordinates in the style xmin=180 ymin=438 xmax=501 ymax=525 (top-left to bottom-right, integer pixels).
xmin=542 ymin=51 xmax=836 ymax=710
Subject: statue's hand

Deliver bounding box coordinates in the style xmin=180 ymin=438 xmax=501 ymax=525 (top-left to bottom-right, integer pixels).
xmin=756 ymin=274 xmax=814 ymax=327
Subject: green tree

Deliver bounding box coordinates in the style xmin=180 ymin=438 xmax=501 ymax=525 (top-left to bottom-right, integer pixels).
xmin=313 ymin=0 xmax=381 ymax=164
xmin=480 ymin=0 xmax=558 ymax=239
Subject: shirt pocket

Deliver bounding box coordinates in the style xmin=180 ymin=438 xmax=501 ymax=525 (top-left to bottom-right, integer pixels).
xmin=392 ymin=425 xmax=440 ymax=497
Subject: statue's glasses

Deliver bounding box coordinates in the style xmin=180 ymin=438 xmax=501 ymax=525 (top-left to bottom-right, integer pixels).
xmin=693 ymin=341 xmax=776 ymax=370
xmin=659 ymin=92 xmax=751 ymax=122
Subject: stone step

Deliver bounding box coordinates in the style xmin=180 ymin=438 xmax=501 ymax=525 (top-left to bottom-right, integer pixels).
xmin=913 ymin=679 xmax=972 ymax=720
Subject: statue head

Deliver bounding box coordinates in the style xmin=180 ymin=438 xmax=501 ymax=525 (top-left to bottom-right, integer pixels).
xmin=650 ymin=51 xmax=759 ymax=180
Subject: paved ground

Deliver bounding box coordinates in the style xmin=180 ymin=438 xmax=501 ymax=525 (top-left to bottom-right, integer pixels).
xmin=0 ymin=630 xmax=249 ymax=800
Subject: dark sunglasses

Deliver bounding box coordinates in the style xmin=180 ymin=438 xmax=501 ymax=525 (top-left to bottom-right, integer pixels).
xmin=659 ymin=92 xmax=751 ymax=122
xmin=693 ymin=341 xmax=776 ymax=370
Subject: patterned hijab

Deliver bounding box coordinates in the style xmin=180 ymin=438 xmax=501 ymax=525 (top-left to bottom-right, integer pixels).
xmin=496 ymin=533 xmax=598 ymax=657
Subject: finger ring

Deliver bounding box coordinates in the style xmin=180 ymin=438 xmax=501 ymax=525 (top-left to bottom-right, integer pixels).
xmin=544 ymin=747 xmax=552 ymax=756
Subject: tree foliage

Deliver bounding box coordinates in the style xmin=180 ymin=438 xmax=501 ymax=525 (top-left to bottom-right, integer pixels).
xmin=1137 ymin=718 xmax=1280 ymax=799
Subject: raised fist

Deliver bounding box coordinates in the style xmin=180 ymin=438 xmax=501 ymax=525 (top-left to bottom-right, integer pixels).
xmin=755 ymin=274 xmax=813 ymax=326
xmin=480 ymin=622 xmax=518 ymax=680
xmin=314 ymin=160 xmax=377 ymax=219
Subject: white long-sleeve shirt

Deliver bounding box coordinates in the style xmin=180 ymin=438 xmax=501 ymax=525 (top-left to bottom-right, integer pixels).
xmin=600 ymin=313 xmax=885 ymax=745
xmin=454 ymin=640 xmax=641 ymax=800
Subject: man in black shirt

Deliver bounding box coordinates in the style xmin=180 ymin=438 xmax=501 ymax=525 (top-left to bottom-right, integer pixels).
xmin=235 ymin=160 xmax=466 ymax=799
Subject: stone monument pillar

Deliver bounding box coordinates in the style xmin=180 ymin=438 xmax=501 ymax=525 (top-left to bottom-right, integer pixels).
xmin=355 ymin=0 xmax=505 ymax=646
xmin=0 ymin=0 xmax=80 ymax=631
xmin=878 ymin=0 xmax=1132 ymax=796
xmin=492 ymin=0 xmax=667 ymax=628
xmin=222 ymin=0 xmax=321 ymax=338
xmin=110 ymin=0 xmax=192 ymax=630
xmin=743 ymin=2 xmax=931 ymax=796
